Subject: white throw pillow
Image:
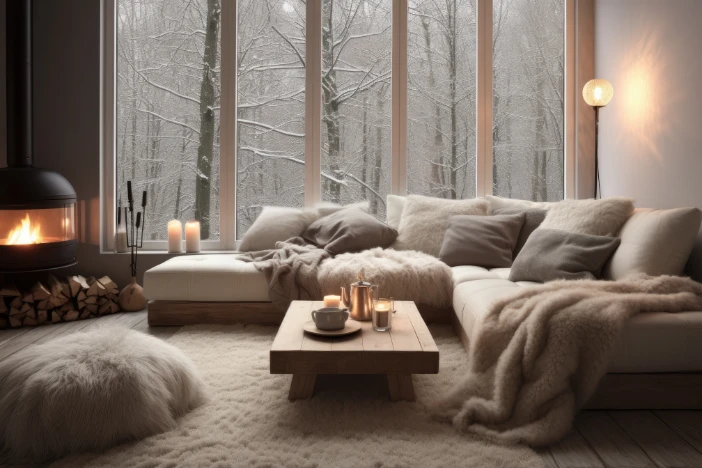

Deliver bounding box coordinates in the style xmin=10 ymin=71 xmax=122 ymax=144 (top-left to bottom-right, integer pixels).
xmin=386 ymin=195 xmax=407 ymax=229
xmin=538 ymin=197 xmax=634 ymax=237
xmin=392 ymin=195 xmax=488 ymax=257
xmin=239 ymin=206 xmax=318 ymax=251
xmin=314 ymin=200 xmax=370 ymax=218
xmin=604 ymin=207 xmax=702 ymax=280
xmin=485 ymin=195 xmax=551 ymax=214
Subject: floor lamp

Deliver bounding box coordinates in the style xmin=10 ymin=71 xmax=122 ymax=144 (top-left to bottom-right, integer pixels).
xmin=582 ymin=79 xmax=614 ymax=199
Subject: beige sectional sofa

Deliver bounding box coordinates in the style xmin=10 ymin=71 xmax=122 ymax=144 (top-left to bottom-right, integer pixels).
xmin=144 ymin=198 xmax=702 ymax=408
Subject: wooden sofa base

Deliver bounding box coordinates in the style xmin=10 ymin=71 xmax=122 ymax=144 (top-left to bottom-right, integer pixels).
xmin=147 ymin=300 xmax=452 ymax=327
xmin=449 ymin=311 xmax=702 ymax=409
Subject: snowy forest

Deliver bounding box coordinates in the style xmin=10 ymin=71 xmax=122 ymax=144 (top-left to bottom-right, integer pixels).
xmin=116 ymin=0 xmax=564 ymax=241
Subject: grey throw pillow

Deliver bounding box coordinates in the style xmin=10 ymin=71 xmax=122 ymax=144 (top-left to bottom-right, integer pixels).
xmin=493 ymin=207 xmax=547 ymax=256
xmin=509 ymin=229 xmax=621 ymax=282
xmin=439 ymin=213 xmax=525 ymax=268
xmin=303 ymin=209 xmax=398 ymax=255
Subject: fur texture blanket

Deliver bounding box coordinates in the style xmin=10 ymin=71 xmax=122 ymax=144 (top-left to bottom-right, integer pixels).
xmin=239 ymin=241 xmax=453 ymax=309
xmin=434 ymin=274 xmax=702 ymax=447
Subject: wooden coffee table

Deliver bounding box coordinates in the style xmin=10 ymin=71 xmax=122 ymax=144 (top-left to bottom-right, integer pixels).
xmin=270 ymin=300 xmax=439 ymax=401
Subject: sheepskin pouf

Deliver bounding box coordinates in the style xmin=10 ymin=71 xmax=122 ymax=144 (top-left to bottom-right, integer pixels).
xmin=0 ymin=326 xmax=205 ymax=465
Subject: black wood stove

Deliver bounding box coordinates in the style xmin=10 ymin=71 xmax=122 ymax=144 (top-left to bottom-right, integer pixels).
xmin=0 ymin=0 xmax=77 ymax=272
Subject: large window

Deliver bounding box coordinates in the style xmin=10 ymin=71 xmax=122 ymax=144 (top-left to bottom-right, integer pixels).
xmin=104 ymin=0 xmax=574 ymax=250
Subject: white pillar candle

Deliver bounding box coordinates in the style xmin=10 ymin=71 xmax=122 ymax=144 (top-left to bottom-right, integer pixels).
xmin=185 ymin=221 xmax=201 ymax=253
xmin=115 ymin=228 xmax=128 ymax=253
xmin=323 ymin=295 xmax=341 ymax=308
xmin=167 ymin=220 xmax=183 ymax=253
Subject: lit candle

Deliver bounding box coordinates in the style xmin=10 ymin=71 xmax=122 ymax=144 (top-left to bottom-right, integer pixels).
xmin=168 ymin=220 xmax=183 ymax=253
xmin=185 ymin=221 xmax=201 ymax=253
xmin=323 ymin=295 xmax=341 ymax=308
xmin=373 ymin=298 xmax=393 ymax=331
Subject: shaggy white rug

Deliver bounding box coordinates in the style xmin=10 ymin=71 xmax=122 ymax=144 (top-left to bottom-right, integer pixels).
xmin=52 ymin=325 xmax=546 ymax=468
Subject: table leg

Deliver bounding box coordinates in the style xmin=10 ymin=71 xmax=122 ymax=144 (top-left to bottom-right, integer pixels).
xmin=387 ymin=374 xmax=415 ymax=401
xmin=288 ymin=374 xmax=317 ymax=401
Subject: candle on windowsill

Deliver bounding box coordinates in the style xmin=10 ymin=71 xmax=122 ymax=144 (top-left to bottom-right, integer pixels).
xmin=323 ymin=295 xmax=341 ymax=308
xmin=115 ymin=227 xmax=128 ymax=253
xmin=185 ymin=221 xmax=201 ymax=253
xmin=168 ymin=220 xmax=183 ymax=253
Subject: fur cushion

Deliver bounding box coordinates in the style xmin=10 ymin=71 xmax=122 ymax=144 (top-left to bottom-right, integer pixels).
xmin=386 ymin=195 xmax=407 ymax=229
xmin=392 ymin=195 xmax=489 ymax=257
xmin=319 ymin=248 xmax=453 ymax=308
xmin=538 ymin=197 xmax=634 ymax=237
xmin=0 ymin=327 xmax=205 ymax=464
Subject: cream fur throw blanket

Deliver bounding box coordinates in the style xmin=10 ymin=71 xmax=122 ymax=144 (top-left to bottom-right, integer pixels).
xmin=319 ymin=247 xmax=453 ymax=308
xmin=434 ymin=274 xmax=702 ymax=447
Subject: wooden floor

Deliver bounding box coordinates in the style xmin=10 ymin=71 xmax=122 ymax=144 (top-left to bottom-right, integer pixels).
xmin=1 ymin=313 xmax=701 ymax=468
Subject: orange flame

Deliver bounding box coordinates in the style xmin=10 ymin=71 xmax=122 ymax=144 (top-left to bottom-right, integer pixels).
xmin=6 ymin=213 xmax=41 ymax=245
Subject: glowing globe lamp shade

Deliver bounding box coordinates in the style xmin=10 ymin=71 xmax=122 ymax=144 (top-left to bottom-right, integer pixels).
xmin=582 ymin=79 xmax=614 ymax=107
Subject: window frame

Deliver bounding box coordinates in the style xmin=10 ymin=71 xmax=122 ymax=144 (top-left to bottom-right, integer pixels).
xmin=101 ymin=0 xmax=576 ymax=252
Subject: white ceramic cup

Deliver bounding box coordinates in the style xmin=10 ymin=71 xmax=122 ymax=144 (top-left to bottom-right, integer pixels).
xmin=311 ymin=307 xmax=350 ymax=331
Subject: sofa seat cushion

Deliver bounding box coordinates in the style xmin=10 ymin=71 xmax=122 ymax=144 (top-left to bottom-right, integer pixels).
xmin=453 ymin=279 xmax=702 ymax=373
xmin=144 ymin=255 xmax=270 ymax=302
xmin=452 ymin=266 xmax=513 ymax=285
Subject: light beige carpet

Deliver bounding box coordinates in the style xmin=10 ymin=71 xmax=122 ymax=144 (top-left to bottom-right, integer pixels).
xmin=53 ymin=325 xmax=546 ymax=468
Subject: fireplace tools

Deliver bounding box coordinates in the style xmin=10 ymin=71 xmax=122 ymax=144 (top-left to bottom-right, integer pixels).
xmin=116 ymin=181 xmax=148 ymax=311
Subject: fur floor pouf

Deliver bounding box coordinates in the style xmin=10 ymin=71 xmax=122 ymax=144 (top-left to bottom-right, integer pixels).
xmin=0 ymin=326 xmax=205 ymax=465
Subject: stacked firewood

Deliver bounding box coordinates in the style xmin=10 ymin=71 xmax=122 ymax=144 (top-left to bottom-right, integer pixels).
xmin=0 ymin=275 xmax=120 ymax=329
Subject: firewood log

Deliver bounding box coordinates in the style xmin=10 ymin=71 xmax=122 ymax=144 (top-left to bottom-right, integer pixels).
xmin=84 ymin=296 xmax=98 ymax=305
xmin=9 ymin=316 xmax=23 ymax=328
xmin=9 ymin=307 xmax=22 ymax=316
xmin=0 ymin=284 xmax=21 ymax=297
xmin=23 ymin=316 xmax=38 ymax=326
xmin=60 ymin=302 xmax=75 ymax=313
xmin=68 ymin=275 xmax=90 ymax=297
xmin=0 ymin=299 xmax=7 ymax=314
xmin=36 ymin=298 xmax=51 ymax=311
xmin=85 ymin=304 xmax=98 ymax=314
xmin=37 ymin=310 xmax=48 ymax=324
xmin=87 ymin=277 xmax=106 ymax=297
xmin=10 ymin=296 xmax=23 ymax=309
xmin=22 ymin=293 xmax=34 ymax=303
xmin=79 ymin=309 xmax=91 ymax=320
xmin=49 ymin=295 xmax=69 ymax=308
xmin=26 ymin=308 xmax=37 ymax=320
xmin=97 ymin=276 xmax=117 ymax=294
xmin=0 ymin=317 xmax=8 ymax=329
xmin=63 ymin=310 xmax=79 ymax=321
xmin=52 ymin=311 xmax=63 ymax=323
xmin=98 ymin=301 xmax=120 ymax=315
xmin=46 ymin=274 xmax=64 ymax=298
xmin=31 ymin=282 xmax=51 ymax=302
xmin=20 ymin=302 xmax=31 ymax=314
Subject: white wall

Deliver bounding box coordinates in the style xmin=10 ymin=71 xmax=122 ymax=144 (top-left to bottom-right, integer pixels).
xmin=596 ymin=0 xmax=702 ymax=209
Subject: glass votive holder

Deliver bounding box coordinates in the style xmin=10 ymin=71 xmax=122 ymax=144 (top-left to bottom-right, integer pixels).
xmin=372 ymin=298 xmax=394 ymax=331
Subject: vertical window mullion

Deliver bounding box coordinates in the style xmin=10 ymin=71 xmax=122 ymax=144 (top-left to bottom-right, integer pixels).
xmin=565 ymin=0 xmax=576 ymax=199
xmin=220 ymin=0 xmax=237 ymax=249
xmin=305 ymin=0 xmax=323 ymax=206
xmin=392 ymin=0 xmax=408 ymax=196
xmin=476 ymin=0 xmax=493 ymax=197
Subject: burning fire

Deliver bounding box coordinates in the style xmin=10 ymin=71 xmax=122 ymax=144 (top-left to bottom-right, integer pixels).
xmin=6 ymin=213 xmax=41 ymax=245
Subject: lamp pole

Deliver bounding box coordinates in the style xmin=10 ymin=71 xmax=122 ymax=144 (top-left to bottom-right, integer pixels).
xmin=594 ymin=106 xmax=600 ymax=199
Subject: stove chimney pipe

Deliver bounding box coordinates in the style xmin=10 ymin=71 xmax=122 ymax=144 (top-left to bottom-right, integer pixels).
xmin=6 ymin=0 xmax=34 ymax=168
